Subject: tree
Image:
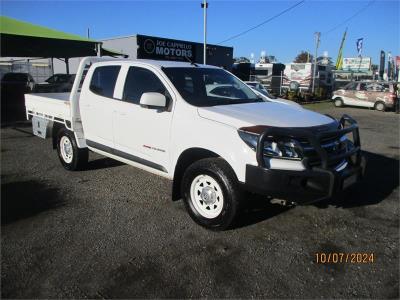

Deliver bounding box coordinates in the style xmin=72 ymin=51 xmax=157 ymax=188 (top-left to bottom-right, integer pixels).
xmin=294 ymin=51 xmax=313 ymax=63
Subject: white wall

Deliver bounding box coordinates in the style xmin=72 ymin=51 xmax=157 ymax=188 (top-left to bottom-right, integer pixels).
xmin=102 ymin=35 xmax=137 ymax=59
xmin=53 ymin=57 xmax=83 ymax=74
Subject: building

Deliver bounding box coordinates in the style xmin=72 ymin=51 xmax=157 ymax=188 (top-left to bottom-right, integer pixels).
xmin=0 ymin=57 xmax=52 ymax=83
xmin=333 ymin=57 xmax=374 ymax=89
xmin=53 ymin=34 xmax=233 ymax=74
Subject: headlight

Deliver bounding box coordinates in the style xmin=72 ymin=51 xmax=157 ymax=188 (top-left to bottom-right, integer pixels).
xmin=238 ymin=130 xmax=259 ymax=149
xmin=238 ymin=129 xmax=302 ymax=160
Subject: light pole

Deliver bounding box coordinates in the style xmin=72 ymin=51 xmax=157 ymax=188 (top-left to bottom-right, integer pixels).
xmin=201 ymin=0 xmax=208 ymax=65
xmin=312 ymin=32 xmax=320 ymax=94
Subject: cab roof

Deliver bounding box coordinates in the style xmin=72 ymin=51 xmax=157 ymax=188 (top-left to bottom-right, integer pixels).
xmin=93 ymin=58 xmax=221 ymax=70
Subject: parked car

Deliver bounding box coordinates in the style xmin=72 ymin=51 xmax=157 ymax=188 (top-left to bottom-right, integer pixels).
xmin=332 ymin=81 xmax=398 ymax=111
xmin=1 ymin=72 xmax=35 ymax=121
xmin=244 ymin=81 xmax=302 ymax=108
xmin=34 ymin=74 xmax=76 ymax=93
xmin=1 ymin=72 xmax=35 ymax=93
xmin=25 ymin=57 xmax=366 ymax=230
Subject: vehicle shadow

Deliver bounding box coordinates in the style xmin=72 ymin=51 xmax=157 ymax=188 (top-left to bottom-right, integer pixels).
xmin=85 ymin=157 xmax=125 ymax=171
xmin=1 ymin=120 xmax=32 ymax=129
xmin=315 ymin=150 xmax=399 ymax=209
xmin=1 ymin=180 xmax=65 ymax=225
xmin=233 ymin=150 xmax=398 ymax=228
xmin=233 ymin=194 xmax=291 ymax=229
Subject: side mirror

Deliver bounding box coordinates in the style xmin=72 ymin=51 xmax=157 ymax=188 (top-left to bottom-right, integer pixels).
xmin=139 ymin=92 xmax=167 ymax=108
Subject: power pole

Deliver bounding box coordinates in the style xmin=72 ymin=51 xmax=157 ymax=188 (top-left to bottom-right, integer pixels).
xmin=201 ymin=1 xmax=208 ymax=65
xmin=312 ymin=32 xmax=321 ymax=94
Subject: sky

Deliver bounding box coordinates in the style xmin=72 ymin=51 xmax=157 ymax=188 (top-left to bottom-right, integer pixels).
xmin=1 ymin=0 xmax=399 ymax=64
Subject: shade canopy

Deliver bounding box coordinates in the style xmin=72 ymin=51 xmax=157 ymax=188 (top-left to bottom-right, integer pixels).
xmin=100 ymin=47 xmax=128 ymax=58
xmin=0 ymin=16 xmax=126 ymax=58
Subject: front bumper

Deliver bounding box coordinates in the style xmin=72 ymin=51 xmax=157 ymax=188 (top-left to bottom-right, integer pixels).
xmin=243 ymin=114 xmax=367 ymax=204
xmin=244 ymin=156 xmax=366 ymax=204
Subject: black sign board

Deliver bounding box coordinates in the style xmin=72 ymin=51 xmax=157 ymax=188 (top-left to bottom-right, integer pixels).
xmin=137 ymin=34 xmax=196 ymax=62
xmin=379 ymin=50 xmax=385 ymax=79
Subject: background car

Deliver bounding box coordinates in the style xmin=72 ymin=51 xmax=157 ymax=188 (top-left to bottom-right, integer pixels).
xmin=244 ymin=81 xmax=273 ymax=97
xmin=1 ymin=72 xmax=35 ymax=93
xmin=244 ymin=81 xmax=302 ymax=108
xmin=34 ymin=74 xmax=76 ymax=93
xmin=332 ymin=81 xmax=398 ymax=112
xmin=1 ymin=72 xmax=35 ymax=122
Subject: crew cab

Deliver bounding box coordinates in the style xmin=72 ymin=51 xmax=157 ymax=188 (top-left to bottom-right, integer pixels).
xmin=25 ymin=57 xmax=366 ymax=230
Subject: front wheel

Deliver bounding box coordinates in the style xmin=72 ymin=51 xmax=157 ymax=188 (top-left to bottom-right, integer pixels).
xmin=56 ymin=127 xmax=88 ymax=171
xmin=181 ymin=158 xmax=242 ymax=230
xmin=334 ymin=98 xmax=344 ymax=107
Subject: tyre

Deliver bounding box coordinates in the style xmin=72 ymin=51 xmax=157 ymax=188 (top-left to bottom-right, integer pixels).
xmin=56 ymin=127 xmax=88 ymax=171
xmin=374 ymin=101 xmax=386 ymax=112
xmin=334 ymin=98 xmax=344 ymax=107
xmin=181 ymin=158 xmax=242 ymax=230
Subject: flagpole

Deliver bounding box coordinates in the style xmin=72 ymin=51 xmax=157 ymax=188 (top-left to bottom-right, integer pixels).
xmin=202 ymin=0 xmax=208 ymax=65
xmin=335 ymin=28 xmax=347 ymax=70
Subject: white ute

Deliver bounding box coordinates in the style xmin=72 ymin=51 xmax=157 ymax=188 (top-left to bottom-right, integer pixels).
xmin=25 ymin=57 xmax=366 ymax=230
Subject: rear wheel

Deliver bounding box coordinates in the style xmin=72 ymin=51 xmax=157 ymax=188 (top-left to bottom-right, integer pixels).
xmin=181 ymin=158 xmax=241 ymax=230
xmin=334 ymin=98 xmax=344 ymax=107
xmin=56 ymin=127 xmax=88 ymax=171
xmin=374 ymin=101 xmax=386 ymax=112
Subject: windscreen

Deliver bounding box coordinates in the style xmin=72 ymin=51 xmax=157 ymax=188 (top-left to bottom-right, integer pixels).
xmin=163 ymin=67 xmax=261 ymax=107
xmin=254 ymin=86 xmax=277 ymax=99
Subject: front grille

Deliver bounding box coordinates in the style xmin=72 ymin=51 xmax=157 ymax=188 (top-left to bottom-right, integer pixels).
xmin=254 ymin=115 xmax=360 ymax=170
xmin=300 ymin=135 xmax=347 ymax=168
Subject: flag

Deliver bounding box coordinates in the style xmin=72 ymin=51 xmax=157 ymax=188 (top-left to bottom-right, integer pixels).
xmin=356 ymin=38 xmax=363 ymax=57
xmin=335 ymin=29 xmax=347 ymax=70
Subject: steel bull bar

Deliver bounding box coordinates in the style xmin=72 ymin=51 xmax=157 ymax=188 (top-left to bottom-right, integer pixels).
xmin=245 ymin=114 xmax=367 ymax=203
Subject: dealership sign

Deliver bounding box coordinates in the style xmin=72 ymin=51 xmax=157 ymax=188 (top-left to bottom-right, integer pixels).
xmin=137 ymin=34 xmax=195 ymax=62
xmin=342 ymin=57 xmax=371 ymax=71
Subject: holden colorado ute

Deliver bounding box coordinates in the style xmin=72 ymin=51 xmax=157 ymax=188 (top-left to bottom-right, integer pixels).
xmin=25 ymin=57 xmax=366 ymax=230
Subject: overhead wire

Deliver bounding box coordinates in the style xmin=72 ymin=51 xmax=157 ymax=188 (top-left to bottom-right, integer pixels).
xmin=323 ymin=0 xmax=376 ymax=35
xmin=217 ymin=0 xmax=305 ymax=45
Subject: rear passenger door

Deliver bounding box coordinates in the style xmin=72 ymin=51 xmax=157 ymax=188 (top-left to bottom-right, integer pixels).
xmin=80 ymin=65 xmax=121 ymax=148
xmin=354 ymin=83 xmax=373 ymax=107
xmin=112 ymin=65 xmax=174 ymax=173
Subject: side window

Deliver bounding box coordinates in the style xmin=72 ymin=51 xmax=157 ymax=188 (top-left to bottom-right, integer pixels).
xmin=89 ymin=65 xmax=121 ymax=98
xmin=123 ymin=67 xmax=168 ymax=104
xmin=382 ymin=84 xmax=390 ymax=92
xmin=344 ymin=82 xmax=357 ymax=90
xmin=47 ymin=75 xmax=56 ymax=83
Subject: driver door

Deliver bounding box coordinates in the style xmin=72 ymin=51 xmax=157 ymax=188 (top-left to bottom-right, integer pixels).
xmin=112 ymin=65 xmax=174 ymax=172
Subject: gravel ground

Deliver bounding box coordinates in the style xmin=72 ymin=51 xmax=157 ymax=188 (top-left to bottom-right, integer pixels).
xmin=1 ymin=105 xmax=399 ymax=299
